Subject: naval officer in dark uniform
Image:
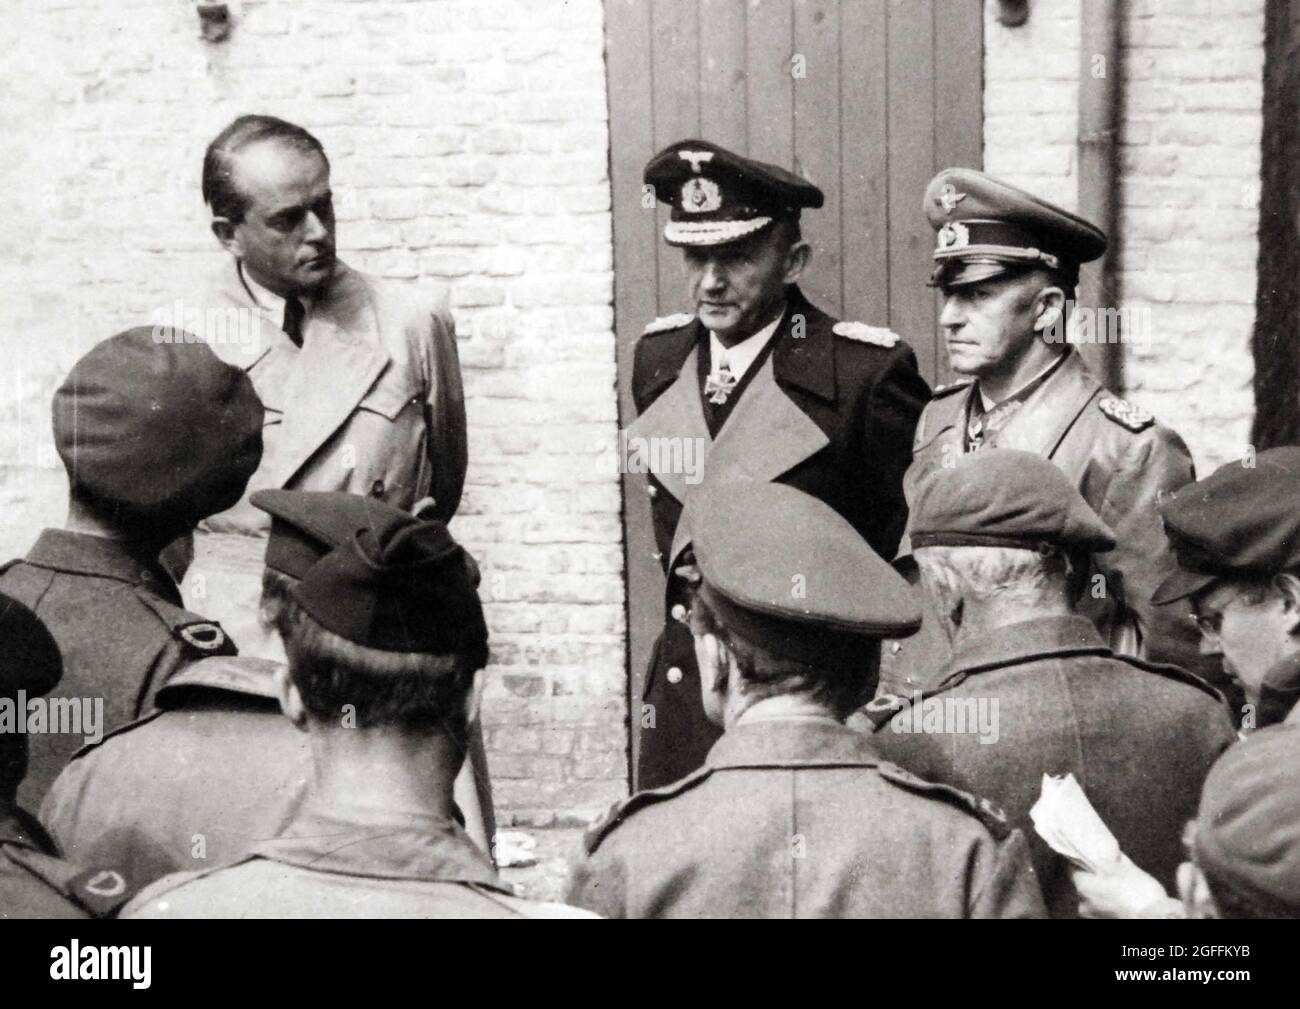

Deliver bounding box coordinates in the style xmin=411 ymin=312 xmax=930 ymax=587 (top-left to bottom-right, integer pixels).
xmin=630 ymin=139 xmax=929 ymax=790
xmin=569 ymin=483 xmax=1045 ymax=919
xmin=881 ymin=168 xmax=1204 ymax=698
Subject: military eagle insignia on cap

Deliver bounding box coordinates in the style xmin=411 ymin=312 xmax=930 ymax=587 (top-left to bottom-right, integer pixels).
xmin=643 ymin=313 xmax=695 ymax=335
xmin=1098 ymin=396 xmax=1155 ymax=432
xmin=937 ymin=182 xmax=966 ymax=214
xmin=833 ymin=321 xmax=901 ymax=348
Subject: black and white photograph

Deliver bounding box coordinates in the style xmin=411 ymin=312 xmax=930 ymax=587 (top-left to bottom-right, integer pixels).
xmin=0 ymin=0 xmax=1290 ymax=977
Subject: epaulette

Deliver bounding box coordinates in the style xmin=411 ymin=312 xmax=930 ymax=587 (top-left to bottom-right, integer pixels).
xmin=876 ymin=761 xmax=1013 ymax=840
xmin=642 ymin=313 xmax=695 ymax=335
xmin=832 ymin=320 xmax=901 ymax=348
xmin=930 ymin=379 xmax=974 ymax=399
xmin=66 ymin=708 xmax=166 ymax=762
xmin=4 ymin=846 xmax=144 ymax=918
xmin=132 ymin=590 xmax=236 ymax=659
xmin=860 ymin=689 xmax=916 ymax=730
xmin=583 ymin=763 xmax=714 ymax=854
xmin=1114 ymin=653 xmax=1226 ymax=703
xmin=1097 ymin=395 xmax=1155 ymax=432
xmin=156 ymin=655 xmax=284 ymax=706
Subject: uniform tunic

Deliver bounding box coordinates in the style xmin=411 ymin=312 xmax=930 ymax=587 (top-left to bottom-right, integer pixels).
xmin=630 ymin=286 xmax=929 ymax=790
xmin=123 ymin=800 xmax=595 ymax=919
xmin=41 ymin=656 xmax=312 ymax=888
xmin=0 ymin=530 xmax=233 ymax=809
xmin=180 ymin=259 xmax=468 ymax=658
xmin=571 ymin=714 xmax=1045 ymax=919
xmin=0 ymin=808 xmax=90 ymax=919
xmin=882 ymin=350 xmax=1206 ymax=695
xmin=867 ymin=615 xmax=1236 ymax=916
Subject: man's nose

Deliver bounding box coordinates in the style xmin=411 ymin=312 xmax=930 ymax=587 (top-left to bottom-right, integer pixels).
xmin=698 ymin=260 xmax=726 ymax=291
xmin=303 ymin=211 xmax=330 ymax=244
xmin=939 ymin=296 xmax=964 ymax=329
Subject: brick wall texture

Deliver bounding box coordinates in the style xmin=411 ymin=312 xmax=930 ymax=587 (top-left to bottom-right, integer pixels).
xmin=984 ymin=0 xmax=1264 ymax=473
xmin=0 ymin=0 xmax=626 ymax=834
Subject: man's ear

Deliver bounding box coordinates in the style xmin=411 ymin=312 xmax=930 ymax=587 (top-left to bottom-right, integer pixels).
xmin=1031 ymin=285 xmax=1066 ymax=335
xmin=273 ymin=663 xmax=309 ymax=731
xmin=783 ymin=240 xmax=812 ymax=285
xmin=463 ymin=667 xmax=486 ymax=728
xmin=1273 ymin=573 xmax=1300 ymax=633
xmin=210 ymin=216 xmax=243 ymax=257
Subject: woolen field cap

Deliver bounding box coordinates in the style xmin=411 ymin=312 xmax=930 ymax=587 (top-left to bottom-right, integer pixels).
xmin=53 ymin=327 xmax=263 ymax=525
xmin=0 ymin=592 xmax=62 ymax=700
xmin=252 ymin=490 xmax=421 ymax=580
xmin=684 ymin=481 xmax=921 ymax=666
xmin=909 ymin=449 xmax=1116 ymax=554
xmin=1153 ymin=447 xmax=1300 ymax=605
xmin=290 ymin=517 xmax=489 ymax=664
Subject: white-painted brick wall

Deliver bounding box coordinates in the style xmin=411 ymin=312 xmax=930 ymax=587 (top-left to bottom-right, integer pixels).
xmin=0 ymin=0 xmax=625 ymax=831
xmin=983 ymin=0 xmax=1263 ymax=472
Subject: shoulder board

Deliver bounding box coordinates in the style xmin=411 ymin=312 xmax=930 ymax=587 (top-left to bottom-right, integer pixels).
xmin=66 ymin=708 xmax=166 ymax=761
xmin=583 ymin=764 xmax=714 ymax=855
xmin=1097 ymin=395 xmax=1155 ymax=432
xmin=642 ymin=313 xmax=695 ymax=335
xmin=860 ymin=689 xmax=916 ymax=731
xmin=4 ymin=846 xmax=143 ymax=918
xmin=156 ymin=655 xmax=284 ymax=706
xmin=931 ymin=379 xmax=974 ymax=399
xmin=1114 ymin=654 xmax=1225 ymax=703
xmin=876 ymin=761 xmax=1013 ymax=840
xmin=832 ymin=320 xmax=901 ymax=348
xmin=132 ymin=590 xmax=236 ymax=658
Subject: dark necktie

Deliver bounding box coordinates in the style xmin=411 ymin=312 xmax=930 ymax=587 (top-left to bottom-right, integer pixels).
xmin=282 ymin=296 xmax=305 ymax=348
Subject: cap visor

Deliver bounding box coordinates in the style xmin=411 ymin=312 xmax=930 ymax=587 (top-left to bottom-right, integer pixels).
xmin=928 ymin=259 xmax=1018 ymax=288
xmin=1151 ymin=567 xmax=1219 ymax=606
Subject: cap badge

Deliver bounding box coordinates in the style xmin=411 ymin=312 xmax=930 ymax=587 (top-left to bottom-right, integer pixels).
xmin=937 ymin=183 xmax=967 ymax=214
xmin=677 ymin=149 xmax=715 ymax=174
xmin=937 ymin=221 xmax=969 ymax=251
xmin=681 ymin=177 xmax=722 ymax=214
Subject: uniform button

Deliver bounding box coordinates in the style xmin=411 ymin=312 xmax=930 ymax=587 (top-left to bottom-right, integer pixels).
xmin=890 ymin=641 xmax=901 ymax=654
xmin=670 ymin=603 xmax=686 ymax=623
xmin=666 ymin=666 xmax=683 ymax=684
xmin=646 ymin=484 xmax=658 ymax=498
xmin=651 ymin=551 xmax=663 ymax=562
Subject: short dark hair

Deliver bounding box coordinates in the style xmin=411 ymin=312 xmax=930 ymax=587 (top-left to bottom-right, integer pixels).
xmin=280 ymin=596 xmax=482 ymax=740
xmin=202 ymin=114 xmax=329 ymax=223
xmin=687 ymin=585 xmax=877 ymax=719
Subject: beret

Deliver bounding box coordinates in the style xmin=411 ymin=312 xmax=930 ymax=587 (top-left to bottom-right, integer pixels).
xmin=1153 ymin=447 xmax=1300 ymax=605
xmin=252 ymin=489 xmax=421 ymax=580
xmin=1193 ymin=725 xmax=1300 ymax=916
xmin=290 ymin=517 xmax=488 ymax=663
xmin=0 ymin=592 xmax=62 ymax=700
xmin=53 ymin=327 xmax=264 ymax=526
xmin=645 ymin=139 xmax=823 ymax=247
xmin=923 ymin=168 xmax=1107 ymax=288
xmin=685 ymin=482 xmax=920 ymax=667
xmin=910 ymin=448 xmax=1116 ymax=554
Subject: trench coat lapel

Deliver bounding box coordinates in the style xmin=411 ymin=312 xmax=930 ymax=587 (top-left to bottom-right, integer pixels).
xmin=625 ymin=346 xmax=711 ymax=505
xmin=266 ymin=264 xmax=391 ymax=488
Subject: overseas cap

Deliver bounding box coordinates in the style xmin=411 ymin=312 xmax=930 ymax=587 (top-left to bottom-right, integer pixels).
xmin=0 ymin=592 xmax=62 ymax=700
xmin=290 ymin=517 xmax=488 ymax=665
xmin=910 ymin=449 xmax=1116 ymax=554
xmin=924 ymin=167 xmax=1107 ymax=288
xmin=1193 ymin=725 xmax=1300 ymax=917
xmin=645 ymin=139 xmax=824 ymax=247
xmin=53 ymin=327 xmax=264 ymax=526
xmin=252 ymin=489 xmax=423 ymax=581
xmin=685 ymin=482 xmax=920 ymax=666
xmin=1153 ymin=447 xmax=1300 ymax=605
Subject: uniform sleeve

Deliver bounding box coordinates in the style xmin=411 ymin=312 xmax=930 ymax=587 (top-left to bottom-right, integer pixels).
xmin=968 ymin=828 xmax=1049 ymax=919
xmin=861 ymin=346 xmax=930 ymax=560
xmin=1093 ymin=426 xmax=1206 ymax=674
xmin=421 ymin=287 xmax=469 ymax=522
xmin=566 ymin=847 xmax=628 ymax=920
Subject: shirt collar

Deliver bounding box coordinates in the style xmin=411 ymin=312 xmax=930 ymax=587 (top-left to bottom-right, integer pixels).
xmin=24 ymin=529 xmax=179 ymax=602
xmin=709 ymin=307 xmax=785 ymax=381
xmin=248 ymin=797 xmax=507 ymax=889
xmin=940 ymin=614 xmax=1111 ymax=682
xmin=238 ymin=262 xmax=314 ymax=318
xmin=705 ymin=716 xmax=883 ymax=770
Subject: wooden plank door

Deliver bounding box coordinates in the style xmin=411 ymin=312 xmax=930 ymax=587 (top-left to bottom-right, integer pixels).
xmin=605 ymin=0 xmax=983 ymax=781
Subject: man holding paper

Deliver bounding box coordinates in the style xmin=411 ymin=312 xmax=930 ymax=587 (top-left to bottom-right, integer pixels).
xmin=863 ymin=449 xmax=1235 ymax=916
